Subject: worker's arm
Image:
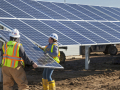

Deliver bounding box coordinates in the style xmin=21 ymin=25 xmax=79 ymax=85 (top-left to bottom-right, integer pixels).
xmin=0 ymin=49 xmax=3 ymax=56
xmin=19 ymin=45 xmax=37 ymax=67
xmin=38 ymin=46 xmax=44 ymax=50
xmin=49 ymin=45 xmax=58 ymax=57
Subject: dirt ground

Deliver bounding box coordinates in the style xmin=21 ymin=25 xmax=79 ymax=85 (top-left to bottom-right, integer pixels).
xmin=1 ymin=45 xmax=120 ymax=90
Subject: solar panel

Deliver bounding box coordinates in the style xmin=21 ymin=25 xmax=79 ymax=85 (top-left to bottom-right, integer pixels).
xmin=112 ymin=8 xmax=120 ymax=14
xmin=66 ymin=4 xmax=104 ymax=20
xmin=5 ymin=0 xmax=51 ymax=19
xmin=92 ymin=6 xmax=119 ymax=20
xmin=40 ymin=1 xmax=92 ymax=20
xmin=0 ymin=9 xmax=13 ymax=18
xmin=25 ymin=0 xmax=80 ymax=20
xmin=103 ymin=7 xmax=120 ymax=17
xmin=89 ymin=22 xmax=120 ymax=41
xmin=98 ymin=22 xmax=120 ymax=32
xmin=0 ymin=0 xmax=33 ymax=18
xmin=113 ymin=22 xmax=120 ymax=26
xmin=0 ymin=30 xmax=64 ymax=69
xmin=42 ymin=20 xmax=96 ymax=44
xmin=75 ymin=21 xmax=120 ymax=43
xmin=0 ymin=0 xmax=120 ymax=21
xmin=59 ymin=21 xmax=109 ymax=43
xmin=0 ymin=19 xmax=49 ymax=46
xmin=0 ymin=19 xmax=79 ymax=46
xmin=79 ymin=5 xmax=115 ymax=21
xmin=22 ymin=20 xmax=79 ymax=45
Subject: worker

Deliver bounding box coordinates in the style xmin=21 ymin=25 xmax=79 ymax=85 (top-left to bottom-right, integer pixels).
xmin=42 ymin=33 xmax=60 ymax=90
xmin=1 ymin=29 xmax=38 ymax=90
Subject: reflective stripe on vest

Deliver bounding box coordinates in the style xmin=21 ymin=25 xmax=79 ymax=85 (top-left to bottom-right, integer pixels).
xmin=2 ymin=41 xmax=25 ymax=68
xmin=51 ymin=44 xmax=60 ymax=58
xmin=2 ymin=43 xmax=7 ymax=65
xmin=44 ymin=44 xmax=60 ymax=63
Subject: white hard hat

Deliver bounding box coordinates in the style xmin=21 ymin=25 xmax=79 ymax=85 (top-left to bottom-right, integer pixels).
xmin=49 ymin=33 xmax=58 ymax=41
xmin=9 ymin=29 xmax=20 ymax=38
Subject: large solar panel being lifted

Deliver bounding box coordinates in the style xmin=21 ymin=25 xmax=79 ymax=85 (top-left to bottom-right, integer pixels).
xmin=0 ymin=30 xmax=64 ymax=69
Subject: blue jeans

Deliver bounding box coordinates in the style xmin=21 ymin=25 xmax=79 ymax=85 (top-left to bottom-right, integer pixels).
xmin=42 ymin=68 xmax=54 ymax=81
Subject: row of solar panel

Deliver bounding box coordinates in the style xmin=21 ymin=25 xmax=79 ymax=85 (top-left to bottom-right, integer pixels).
xmin=0 ymin=30 xmax=63 ymax=69
xmin=1 ymin=19 xmax=120 ymax=46
xmin=0 ymin=0 xmax=120 ymax=20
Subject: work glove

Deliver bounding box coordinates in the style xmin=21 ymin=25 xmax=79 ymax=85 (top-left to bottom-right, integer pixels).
xmin=38 ymin=46 xmax=44 ymax=50
xmin=44 ymin=51 xmax=49 ymax=55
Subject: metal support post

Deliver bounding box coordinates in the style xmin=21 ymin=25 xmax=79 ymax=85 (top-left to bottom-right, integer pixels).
xmin=85 ymin=46 xmax=90 ymax=70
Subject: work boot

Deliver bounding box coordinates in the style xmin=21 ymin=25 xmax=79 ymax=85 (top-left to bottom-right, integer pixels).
xmin=49 ymin=80 xmax=56 ymax=90
xmin=42 ymin=78 xmax=49 ymax=90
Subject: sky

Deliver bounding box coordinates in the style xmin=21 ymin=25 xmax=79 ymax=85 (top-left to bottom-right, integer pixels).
xmin=36 ymin=0 xmax=120 ymax=8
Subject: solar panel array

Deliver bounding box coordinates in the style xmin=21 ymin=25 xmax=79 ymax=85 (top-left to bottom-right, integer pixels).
xmin=1 ymin=0 xmax=120 ymax=68
xmin=0 ymin=0 xmax=120 ymax=46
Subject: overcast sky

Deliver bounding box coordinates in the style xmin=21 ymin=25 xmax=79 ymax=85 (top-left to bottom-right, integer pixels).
xmin=36 ymin=0 xmax=120 ymax=8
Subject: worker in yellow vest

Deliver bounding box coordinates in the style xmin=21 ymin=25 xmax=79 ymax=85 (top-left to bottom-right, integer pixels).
xmin=1 ymin=29 xmax=38 ymax=90
xmin=42 ymin=33 xmax=60 ymax=90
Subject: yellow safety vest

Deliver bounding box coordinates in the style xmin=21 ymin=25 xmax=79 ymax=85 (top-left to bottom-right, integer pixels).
xmin=44 ymin=44 xmax=60 ymax=63
xmin=2 ymin=41 xmax=25 ymax=68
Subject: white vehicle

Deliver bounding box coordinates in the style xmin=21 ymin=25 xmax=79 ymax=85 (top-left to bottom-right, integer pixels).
xmin=59 ymin=44 xmax=118 ymax=63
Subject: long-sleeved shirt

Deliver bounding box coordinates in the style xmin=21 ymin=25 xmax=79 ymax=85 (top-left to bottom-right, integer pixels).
xmin=44 ymin=42 xmax=58 ymax=57
xmin=1 ymin=40 xmax=34 ymax=65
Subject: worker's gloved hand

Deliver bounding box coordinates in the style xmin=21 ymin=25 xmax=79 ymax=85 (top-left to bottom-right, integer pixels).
xmin=45 ymin=53 xmax=49 ymax=56
xmin=39 ymin=46 xmax=44 ymax=50
xmin=44 ymin=52 xmax=49 ymax=55
xmin=32 ymin=63 xmax=38 ymax=68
